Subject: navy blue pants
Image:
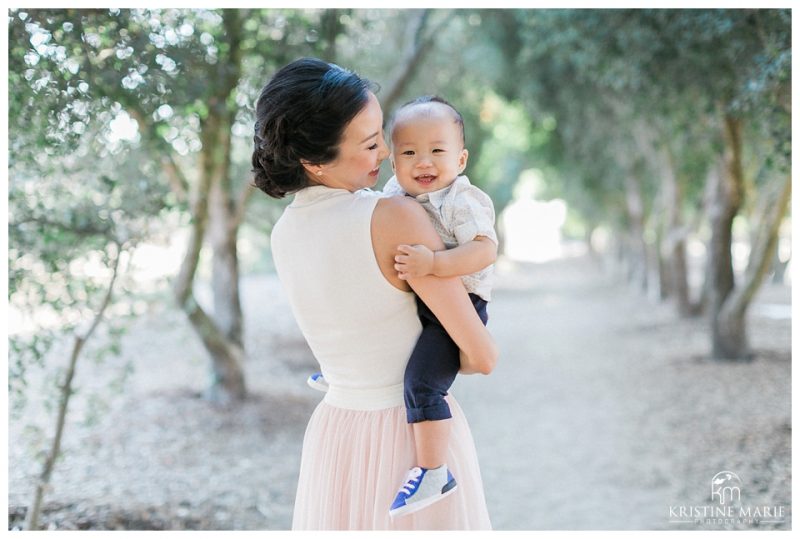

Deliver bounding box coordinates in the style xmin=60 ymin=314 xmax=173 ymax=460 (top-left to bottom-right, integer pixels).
xmin=404 ymin=293 xmax=489 ymax=423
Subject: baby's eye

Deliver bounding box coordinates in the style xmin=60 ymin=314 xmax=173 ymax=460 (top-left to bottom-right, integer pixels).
xmin=433 ymin=149 xmax=445 ymax=153
xmin=402 ymin=150 xmax=415 ymax=156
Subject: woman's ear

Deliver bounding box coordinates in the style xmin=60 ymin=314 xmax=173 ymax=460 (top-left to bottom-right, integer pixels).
xmin=301 ymin=160 xmax=324 ymax=177
xmin=458 ymin=149 xmax=469 ymax=174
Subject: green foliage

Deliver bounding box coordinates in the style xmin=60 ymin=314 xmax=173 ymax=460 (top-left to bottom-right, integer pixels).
xmin=8 ymin=51 xmax=169 ymax=412
xmin=471 ymin=92 xmax=538 ymax=210
xmin=8 ymin=8 xmax=362 ymax=411
xmin=8 ymin=9 xmax=791 ymax=351
xmin=489 ymin=9 xmax=791 ymax=230
xmin=8 ymin=163 xmax=166 ymax=414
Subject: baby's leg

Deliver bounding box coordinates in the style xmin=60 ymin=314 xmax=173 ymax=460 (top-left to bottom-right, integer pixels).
xmin=390 ymin=298 xmax=463 ymax=517
xmin=413 ymin=418 xmax=452 ymax=469
xmin=404 ymin=298 xmax=461 ymax=461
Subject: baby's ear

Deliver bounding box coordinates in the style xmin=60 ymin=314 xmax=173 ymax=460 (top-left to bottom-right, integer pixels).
xmin=458 ymin=148 xmax=469 ymax=173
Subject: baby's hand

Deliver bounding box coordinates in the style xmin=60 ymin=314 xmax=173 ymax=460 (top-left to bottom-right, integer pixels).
xmin=395 ymin=244 xmax=435 ymax=279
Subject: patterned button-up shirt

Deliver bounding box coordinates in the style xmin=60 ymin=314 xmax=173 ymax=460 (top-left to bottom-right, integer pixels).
xmin=383 ymin=174 xmax=496 ymax=301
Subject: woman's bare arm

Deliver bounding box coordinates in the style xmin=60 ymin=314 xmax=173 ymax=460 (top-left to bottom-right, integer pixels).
xmin=371 ymin=196 xmax=498 ymax=375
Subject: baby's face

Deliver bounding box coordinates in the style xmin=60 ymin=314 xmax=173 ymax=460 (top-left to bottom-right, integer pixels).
xmin=390 ymin=109 xmax=468 ymax=197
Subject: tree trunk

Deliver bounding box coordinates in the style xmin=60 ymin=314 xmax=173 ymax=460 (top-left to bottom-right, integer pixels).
xmin=771 ymin=241 xmax=789 ymax=284
xmin=584 ymin=224 xmax=599 ymax=263
xmin=185 ymin=294 xmax=247 ymax=403
xmin=610 ymin=229 xmax=626 ymax=277
xmin=632 ymin=119 xmax=692 ymax=314
xmin=173 ymin=10 xmax=247 ymax=403
xmin=649 ymin=172 xmax=669 ymax=302
xmin=26 ymin=245 xmax=121 ymax=530
xmin=655 ymin=236 xmax=671 ymax=300
xmin=708 ymin=114 xmax=745 ymax=360
xmin=692 ymin=165 xmax=721 ymax=318
xmin=76 ymin=10 xmax=249 ymax=403
xmin=319 ymin=8 xmax=345 ymax=63
xmin=206 ymin=114 xmax=243 ymax=347
xmin=717 ymin=173 xmax=791 ymax=359
xmin=661 ymin=146 xmax=693 ymax=316
xmin=646 ymin=238 xmax=664 ymax=302
xmin=174 ymin=123 xmax=246 ymax=403
xmin=208 ymin=185 xmax=243 ymax=346
xmin=624 ymin=173 xmax=648 ymax=292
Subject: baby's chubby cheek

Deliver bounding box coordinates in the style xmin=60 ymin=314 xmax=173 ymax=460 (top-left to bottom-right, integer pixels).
xmin=395 ymin=175 xmax=416 ymax=192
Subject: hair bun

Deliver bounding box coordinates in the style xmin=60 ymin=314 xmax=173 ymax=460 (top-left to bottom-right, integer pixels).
xmin=251 ymin=132 xmax=297 ymax=199
xmin=251 ymin=57 xmax=374 ymax=199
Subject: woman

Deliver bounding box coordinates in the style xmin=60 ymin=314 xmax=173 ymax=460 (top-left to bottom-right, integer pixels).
xmin=252 ymin=57 xmax=497 ymax=530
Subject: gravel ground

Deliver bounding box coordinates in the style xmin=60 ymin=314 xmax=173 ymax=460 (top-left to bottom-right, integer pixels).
xmin=8 ymin=254 xmax=791 ymax=530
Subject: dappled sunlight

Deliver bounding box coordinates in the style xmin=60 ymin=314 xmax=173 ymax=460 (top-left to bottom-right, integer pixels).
xmin=127 ymin=234 xmax=188 ymax=283
xmin=8 ymin=236 xmax=185 ymax=337
xmin=7 ymin=7 xmax=790 ymax=532
xmin=107 ymin=110 xmax=139 ymax=142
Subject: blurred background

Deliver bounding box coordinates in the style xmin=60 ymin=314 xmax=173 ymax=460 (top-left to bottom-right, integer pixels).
xmin=6 ymin=8 xmax=791 ymax=531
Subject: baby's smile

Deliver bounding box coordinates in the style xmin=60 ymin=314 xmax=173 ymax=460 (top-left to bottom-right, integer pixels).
xmin=415 ymin=173 xmax=438 ymax=186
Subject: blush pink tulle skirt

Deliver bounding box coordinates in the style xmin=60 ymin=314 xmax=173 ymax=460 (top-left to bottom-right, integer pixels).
xmin=291 ymin=393 xmax=492 ymax=530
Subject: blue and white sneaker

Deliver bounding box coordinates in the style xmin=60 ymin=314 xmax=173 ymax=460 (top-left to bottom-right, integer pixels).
xmin=306 ymin=372 xmax=329 ymax=392
xmin=389 ymin=465 xmax=457 ymax=518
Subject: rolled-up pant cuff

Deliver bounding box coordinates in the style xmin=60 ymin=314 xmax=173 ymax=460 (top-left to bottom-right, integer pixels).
xmin=406 ymin=400 xmax=452 ymax=423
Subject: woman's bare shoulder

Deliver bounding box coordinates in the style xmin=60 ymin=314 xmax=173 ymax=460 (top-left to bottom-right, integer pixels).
xmin=370 ymin=195 xmax=444 ymax=291
xmin=374 ymin=193 xmax=425 ymax=219
xmin=373 ymin=195 xmax=440 ymax=243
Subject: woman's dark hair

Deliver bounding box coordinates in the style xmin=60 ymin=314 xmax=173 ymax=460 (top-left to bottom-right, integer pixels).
xmin=252 ymin=57 xmax=375 ymax=198
xmin=389 ymin=95 xmax=466 ymax=147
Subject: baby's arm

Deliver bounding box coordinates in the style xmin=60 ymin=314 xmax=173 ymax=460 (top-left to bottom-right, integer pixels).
xmin=395 ymin=237 xmax=496 ymax=280
xmin=395 ymin=182 xmax=498 ymax=280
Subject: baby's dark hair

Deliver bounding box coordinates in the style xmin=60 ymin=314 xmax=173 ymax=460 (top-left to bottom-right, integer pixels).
xmin=389 ymin=95 xmax=466 ymax=147
xmin=251 ymin=57 xmax=376 ymax=198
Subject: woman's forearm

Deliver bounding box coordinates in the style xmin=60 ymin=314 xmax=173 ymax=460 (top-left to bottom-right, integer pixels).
xmin=458 ymin=328 xmax=498 ymax=375
xmin=373 ymin=196 xmax=499 ymax=377
xmin=408 ymin=273 xmax=498 ymax=375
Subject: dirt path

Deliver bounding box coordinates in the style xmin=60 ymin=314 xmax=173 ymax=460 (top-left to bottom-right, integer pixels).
xmin=455 ymin=256 xmax=791 ymax=530
xmin=8 ymin=255 xmax=791 ymax=530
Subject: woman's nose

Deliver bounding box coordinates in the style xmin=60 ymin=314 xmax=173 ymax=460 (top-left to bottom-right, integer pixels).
xmin=378 ymin=136 xmax=389 ymax=161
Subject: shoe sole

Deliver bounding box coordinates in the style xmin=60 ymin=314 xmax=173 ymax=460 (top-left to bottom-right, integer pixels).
xmin=389 ymin=479 xmax=458 ymax=519
xmin=306 ymin=377 xmax=329 ymax=392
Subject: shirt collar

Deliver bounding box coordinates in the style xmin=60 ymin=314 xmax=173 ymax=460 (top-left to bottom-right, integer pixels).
xmin=415 ymin=175 xmax=471 ymax=210
xmin=290 ymin=184 xmax=351 ymax=207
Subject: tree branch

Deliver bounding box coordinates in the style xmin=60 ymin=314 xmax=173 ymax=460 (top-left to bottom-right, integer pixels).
xmin=380 ymin=10 xmax=452 ymax=112
xmin=161 ymin=153 xmax=190 ymax=203
xmin=126 ymin=108 xmax=191 ymax=203
xmin=25 ymin=241 xmax=122 ymax=530
xmin=232 ymin=182 xmax=256 ymax=231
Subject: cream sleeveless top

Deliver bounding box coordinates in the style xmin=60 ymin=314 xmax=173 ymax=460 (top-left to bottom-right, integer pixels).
xmin=270 ymin=185 xmax=422 ymax=410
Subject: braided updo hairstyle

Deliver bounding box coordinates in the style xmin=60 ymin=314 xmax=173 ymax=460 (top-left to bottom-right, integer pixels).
xmin=252 ymin=57 xmax=376 ymax=198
